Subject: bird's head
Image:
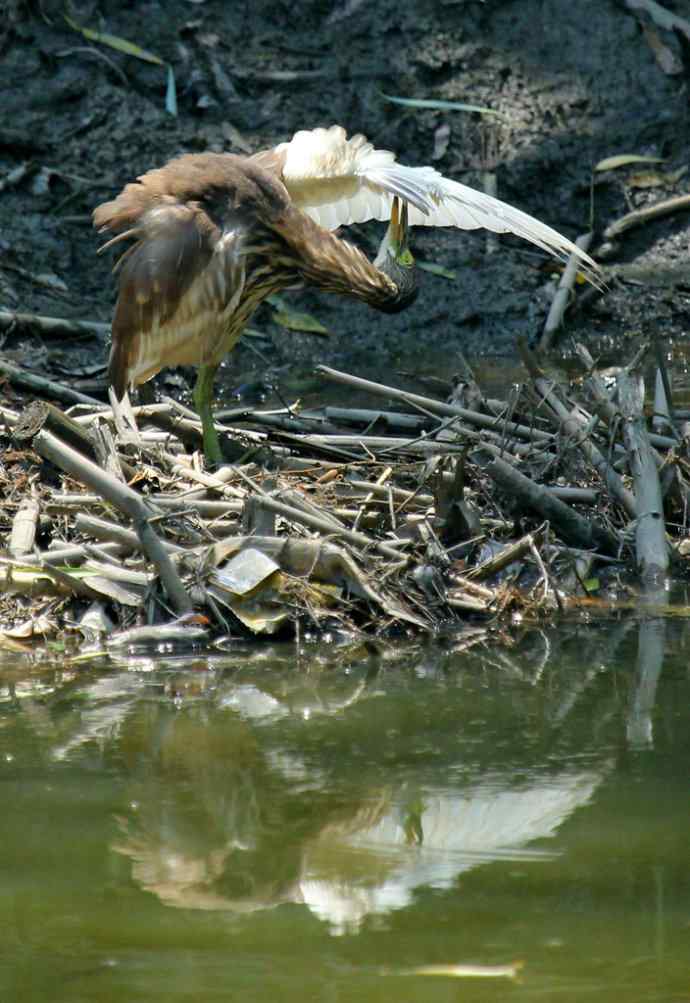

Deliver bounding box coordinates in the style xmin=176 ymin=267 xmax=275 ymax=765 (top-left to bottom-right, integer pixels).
xmin=374 ymin=198 xmax=418 ymax=312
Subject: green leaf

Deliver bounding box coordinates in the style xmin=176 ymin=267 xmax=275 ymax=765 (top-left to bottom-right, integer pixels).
xmin=64 ymin=15 xmax=177 ymax=116
xmin=241 ymin=327 xmax=272 ymax=341
xmin=272 ymin=309 xmax=329 ymax=336
xmin=165 ymin=64 xmax=178 ymax=117
xmin=64 ymin=15 xmax=165 ymax=64
xmin=418 ymin=261 xmax=457 ymax=280
xmin=381 ymin=92 xmax=505 ymax=119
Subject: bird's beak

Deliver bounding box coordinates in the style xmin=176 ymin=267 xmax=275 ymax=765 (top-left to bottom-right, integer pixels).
xmin=389 ymin=198 xmax=412 ymax=263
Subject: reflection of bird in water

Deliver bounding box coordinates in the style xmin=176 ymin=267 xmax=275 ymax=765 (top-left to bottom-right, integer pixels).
xmin=94 ymin=125 xmax=599 ymax=463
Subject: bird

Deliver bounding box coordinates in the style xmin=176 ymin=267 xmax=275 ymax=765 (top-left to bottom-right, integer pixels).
xmin=94 ymin=124 xmax=600 ymax=464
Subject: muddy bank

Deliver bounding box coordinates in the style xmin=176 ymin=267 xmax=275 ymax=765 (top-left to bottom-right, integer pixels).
xmin=2 ymin=0 xmax=690 ymax=408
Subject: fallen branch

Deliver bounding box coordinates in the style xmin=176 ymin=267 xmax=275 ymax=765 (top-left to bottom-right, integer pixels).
xmin=0 ymin=357 xmax=104 ymax=408
xmin=0 ymin=309 xmax=110 ymax=339
xmin=295 ymin=433 xmax=467 ymax=456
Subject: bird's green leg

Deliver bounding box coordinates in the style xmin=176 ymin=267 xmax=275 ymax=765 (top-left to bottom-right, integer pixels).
xmin=192 ymin=363 xmax=223 ymax=466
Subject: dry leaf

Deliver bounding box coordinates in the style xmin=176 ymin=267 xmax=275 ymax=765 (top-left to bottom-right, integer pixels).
xmin=212 ymin=547 xmax=280 ymax=597
xmin=641 ymin=22 xmax=682 ymax=75
xmin=627 ymin=165 xmax=687 ymax=189
xmin=221 ymin=121 xmax=252 ymax=153
xmin=209 ymin=589 xmax=289 ymax=634
xmin=432 ymin=122 xmax=450 ymax=160
xmin=205 ymin=535 xmax=428 ymax=628
xmin=594 ymin=154 xmax=665 ymax=172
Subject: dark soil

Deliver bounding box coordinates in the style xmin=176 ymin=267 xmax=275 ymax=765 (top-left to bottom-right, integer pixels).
xmin=2 ymin=0 xmax=690 ymax=409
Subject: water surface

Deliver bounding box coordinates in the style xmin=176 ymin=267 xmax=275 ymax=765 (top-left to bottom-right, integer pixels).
xmin=1 ymin=615 xmax=689 ymax=1002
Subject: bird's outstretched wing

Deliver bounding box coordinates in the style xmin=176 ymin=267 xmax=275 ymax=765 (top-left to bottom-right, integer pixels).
xmin=262 ymin=125 xmax=600 ymax=281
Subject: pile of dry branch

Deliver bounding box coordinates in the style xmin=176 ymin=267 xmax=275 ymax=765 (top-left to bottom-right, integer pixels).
xmin=0 ymin=342 xmax=686 ymax=649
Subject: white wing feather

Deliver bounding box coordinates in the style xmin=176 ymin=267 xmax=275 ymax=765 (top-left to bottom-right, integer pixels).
xmin=278 ymin=125 xmax=599 ymax=277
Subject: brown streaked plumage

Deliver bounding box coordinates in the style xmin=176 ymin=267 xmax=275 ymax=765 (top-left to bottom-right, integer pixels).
xmin=95 ymin=151 xmax=413 ymax=462
xmin=95 ymin=125 xmax=600 ymax=464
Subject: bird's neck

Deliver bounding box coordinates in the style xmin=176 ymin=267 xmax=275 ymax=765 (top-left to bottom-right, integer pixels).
xmin=271 ymin=207 xmax=410 ymax=311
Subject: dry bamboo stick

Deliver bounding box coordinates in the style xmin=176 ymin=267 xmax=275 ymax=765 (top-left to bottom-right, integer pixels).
xmin=150 ymin=496 xmax=243 ymax=517
xmin=541 ymin=232 xmax=594 ymax=350
xmin=530 ymin=373 xmax=637 ymax=519
xmin=0 ymin=357 xmax=103 ymax=408
xmin=617 ymin=373 xmax=669 ymax=581
xmin=575 ymin=344 xmax=676 ymax=452
xmin=41 ymin=541 xmax=129 ymax=565
xmin=289 ymin=433 xmax=473 ymax=455
xmin=160 ymin=454 xmax=247 ymax=499
xmin=253 ymin=494 xmax=407 ymax=563
xmin=0 ymin=309 xmax=110 ymax=339
xmin=19 ymin=424 xmax=192 ymax=612
xmin=446 ymin=595 xmax=493 ymax=613
xmin=9 ymin=495 xmax=40 ymax=557
xmin=322 ymin=406 xmax=432 ymax=431
xmin=342 ymin=479 xmax=436 ymax=508
xmin=317 ymin=365 xmax=554 ymax=444
xmin=352 ymin=467 xmax=391 ymax=531
xmin=72 ymin=402 xmax=172 ymax=425
xmin=549 ymin=486 xmax=599 ymax=504
xmin=464 ymin=525 xmax=546 ymax=580
xmin=331 ymin=508 xmax=381 ymax=527
xmin=472 ymin=447 xmax=620 ymax=555
xmin=0 ymin=404 xmax=20 ymax=427
xmin=75 ymin=513 xmax=180 ymax=553
xmin=13 ymin=399 xmax=137 ymax=482
xmin=48 ymin=493 xmax=110 ymax=507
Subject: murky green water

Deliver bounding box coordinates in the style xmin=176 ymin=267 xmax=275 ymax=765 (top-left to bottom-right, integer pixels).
xmin=1 ymin=616 xmax=689 ymax=1002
